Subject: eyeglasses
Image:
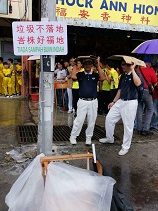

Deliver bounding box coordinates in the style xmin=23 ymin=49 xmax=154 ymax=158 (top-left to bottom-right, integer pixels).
xmin=121 ymin=63 xmax=127 ymax=66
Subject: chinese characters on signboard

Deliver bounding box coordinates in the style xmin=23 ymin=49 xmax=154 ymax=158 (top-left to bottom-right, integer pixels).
xmin=12 ymin=21 xmax=67 ymax=55
xmin=0 ymin=0 xmax=8 ymax=14
xmin=56 ymin=0 xmax=158 ymax=26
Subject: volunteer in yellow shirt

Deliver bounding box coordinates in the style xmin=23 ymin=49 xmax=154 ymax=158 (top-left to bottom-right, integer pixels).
xmin=2 ymin=62 xmax=12 ymax=97
xmin=106 ymin=61 xmax=119 ymax=101
xmin=0 ymin=57 xmax=4 ymax=95
xmin=8 ymin=58 xmax=16 ymax=95
xmin=71 ymin=60 xmax=84 ymax=115
xmin=16 ymin=58 xmax=22 ymax=95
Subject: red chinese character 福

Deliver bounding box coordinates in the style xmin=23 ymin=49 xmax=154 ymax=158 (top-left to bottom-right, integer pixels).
xmin=27 ymin=36 xmax=35 ymax=44
xmin=56 ymin=25 xmax=64 ymax=33
xmin=56 ymin=7 xmax=67 ymax=17
xmin=37 ymin=36 xmax=45 ymax=44
xmin=101 ymin=12 xmax=110 ymax=21
xmin=36 ymin=25 xmax=44 ymax=33
xmin=26 ymin=25 xmax=35 ymax=33
xmin=47 ymin=36 xmax=54 ymax=44
xmin=140 ymin=16 xmax=150 ymax=25
xmin=56 ymin=36 xmax=64 ymax=44
xmin=17 ymin=36 xmax=25 ymax=44
xmin=16 ymin=25 xmax=24 ymax=33
xmin=46 ymin=24 xmax=54 ymax=33
xmin=78 ymin=10 xmax=90 ymax=19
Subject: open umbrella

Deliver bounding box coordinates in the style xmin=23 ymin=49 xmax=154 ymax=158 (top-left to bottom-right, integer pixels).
xmin=27 ymin=55 xmax=40 ymax=60
xmin=131 ymin=39 xmax=158 ymax=54
xmin=108 ymin=55 xmax=146 ymax=67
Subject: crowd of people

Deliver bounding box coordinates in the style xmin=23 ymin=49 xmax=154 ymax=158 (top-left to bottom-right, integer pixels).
xmin=0 ymin=57 xmax=22 ymax=98
xmin=54 ymin=56 xmax=158 ymax=155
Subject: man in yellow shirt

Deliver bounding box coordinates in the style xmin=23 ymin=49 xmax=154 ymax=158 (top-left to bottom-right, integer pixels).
xmin=2 ymin=62 xmax=12 ymax=98
xmin=107 ymin=61 xmax=119 ymax=102
xmin=98 ymin=61 xmax=111 ymax=115
xmin=8 ymin=58 xmax=16 ymax=95
xmin=16 ymin=58 xmax=22 ymax=95
xmin=0 ymin=57 xmax=4 ymax=95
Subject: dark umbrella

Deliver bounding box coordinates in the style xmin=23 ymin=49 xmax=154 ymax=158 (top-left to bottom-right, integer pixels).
xmin=131 ymin=39 xmax=158 ymax=54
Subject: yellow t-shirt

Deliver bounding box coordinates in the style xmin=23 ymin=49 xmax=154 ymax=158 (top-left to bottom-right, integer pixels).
xmin=102 ymin=68 xmax=111 ymax=91
xmin=16 ymin=64 xmax=22 ymax=75
xmin=0 ymin=63 xmax=3 ymax=73
xmin=110 ymin=68 xmax=119 ymax=89
xmin=10 ymin=64 xmax=16 ymax=76
xmin=3 ymin=68 xmax=11 ymax=77
xmin=72 ymin=68 xmax=84 ymax=89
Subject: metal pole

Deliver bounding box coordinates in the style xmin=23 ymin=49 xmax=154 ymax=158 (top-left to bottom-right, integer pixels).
xmin=37 ymin=0 xmax=56 ymax=155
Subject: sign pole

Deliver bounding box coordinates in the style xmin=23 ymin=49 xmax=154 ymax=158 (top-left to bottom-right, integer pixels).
xmin=37 ymin=0 xmax=56 ymax=155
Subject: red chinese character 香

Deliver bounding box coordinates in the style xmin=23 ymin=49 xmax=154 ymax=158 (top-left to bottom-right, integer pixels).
xmin=101 ymin=12 xmax=110 ymax=21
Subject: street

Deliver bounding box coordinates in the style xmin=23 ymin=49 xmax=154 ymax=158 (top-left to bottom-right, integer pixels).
xmin=0 ymin=98 xmax=158 ymax=211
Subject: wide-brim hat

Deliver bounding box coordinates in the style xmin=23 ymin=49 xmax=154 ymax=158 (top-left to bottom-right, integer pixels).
xmin=75 ymin=55 xmax=97 ymax=65
xmin=107 ymin=55 xmax=146 ymax=67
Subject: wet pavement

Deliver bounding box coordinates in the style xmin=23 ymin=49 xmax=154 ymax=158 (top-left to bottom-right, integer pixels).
xmin=0 ymin=98 xmax=158 ymax=210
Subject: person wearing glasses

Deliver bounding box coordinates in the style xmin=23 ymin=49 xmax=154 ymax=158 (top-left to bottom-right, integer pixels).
xmin=99 ymin=60 xmax=142 ymax=156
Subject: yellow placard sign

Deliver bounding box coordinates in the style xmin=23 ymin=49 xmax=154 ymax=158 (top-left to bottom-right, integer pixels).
xmin=56 ymin=0 xmax=158 ymax=26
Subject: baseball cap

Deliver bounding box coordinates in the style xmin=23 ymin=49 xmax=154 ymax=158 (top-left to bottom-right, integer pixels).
xmin=144 ymin=57 xmax=152 ymax=63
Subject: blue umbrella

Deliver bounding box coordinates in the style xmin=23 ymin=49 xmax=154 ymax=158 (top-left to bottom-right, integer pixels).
xmin=132 ymin=39 xmax=158 ymax=54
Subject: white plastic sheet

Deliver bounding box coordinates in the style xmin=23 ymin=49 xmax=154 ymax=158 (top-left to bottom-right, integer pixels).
xmin=6 ymin=156 xmax=115 ymax=211
xmin=40 ymin=162 xmax=116 ymax=211
xmin=5 ymin=154 xmax=45 ymax=211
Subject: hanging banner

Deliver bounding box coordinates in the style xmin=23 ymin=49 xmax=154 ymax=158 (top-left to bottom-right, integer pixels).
xmin=56 ymin=0 xmax=158 ymax=27
xmin=0 ymin=0 xmax=8 ymax=14
xmin=12 ymin=21 xmax=68 ymax=56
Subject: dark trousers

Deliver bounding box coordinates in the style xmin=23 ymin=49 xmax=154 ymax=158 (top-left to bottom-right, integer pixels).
xmin=72 ymin=89 xmax=79 ymax=112
xmin=99 ymin=90 xmax=111 ymax=114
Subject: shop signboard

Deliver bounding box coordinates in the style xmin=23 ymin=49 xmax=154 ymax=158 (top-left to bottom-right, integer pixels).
xmin=12 ymin=21 xmax=67 ymax=56
xmin=0 ymin=0 xmax=8 ymax=14
xmin=56 ymin=0 xmax=158 ymax=27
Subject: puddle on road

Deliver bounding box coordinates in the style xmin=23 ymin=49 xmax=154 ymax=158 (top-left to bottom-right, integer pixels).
xmin=110 ymin=165 xmax=158 ymax=209
xmin=0 ymin=99 xmax=32 ymax=127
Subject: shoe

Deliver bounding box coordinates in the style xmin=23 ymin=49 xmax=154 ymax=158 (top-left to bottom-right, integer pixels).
xmin=118 ymin=148 xmax=129 ymax=156
xmin=141 ymin=130 xmax=154 ymax=136
xmin=69 ymin=137 xmax=77 ymax=145
xmin=74 ymin=113 xmax=77 ymax=117
xmin=67 ymin=110 xmax=72 ymax=114
xmin=5 ymin=95 xmax=9 ymax=98
xmin=86 ymin=137 xmax=91 ymax=145
xmin=9 ymin=95 xmax=13 ymax=98
xmin=99 ymin=138 xmax=114 ymax=144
